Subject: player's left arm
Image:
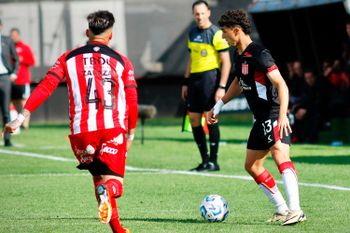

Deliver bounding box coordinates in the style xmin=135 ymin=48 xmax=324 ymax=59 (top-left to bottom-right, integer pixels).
xmin=258 ymin=49 xmax=291 ymax=139
xmin=267 ymin=68 xmax=292 ymax=139
xmin=122 ymin=59 xmax=138 ymax=150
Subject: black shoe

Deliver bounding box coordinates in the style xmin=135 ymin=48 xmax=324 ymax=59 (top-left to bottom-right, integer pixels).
xmin=190 ymin=162 xmax=209 ymax=172
xmin=207 ymin=162 xmax=220 ymax=171
xmin=4 ymin=139 xmax=13 ymax=147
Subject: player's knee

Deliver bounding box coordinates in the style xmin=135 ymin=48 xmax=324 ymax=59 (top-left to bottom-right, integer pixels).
xmin=106 ymin=178 xmax=124 ymax=198
xmin=244 ymin=161 xmax=262 ymax=177
xmin=189 ymin=115 xmax=201 ymax=126
xmin=244 ymin=161 xmax=253 ymax=174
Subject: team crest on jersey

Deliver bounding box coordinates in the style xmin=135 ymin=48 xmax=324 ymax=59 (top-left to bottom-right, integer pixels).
xmin=93 ymin=46 xmax=100 ymax=52
xmin=201 ymin=49 xmax=208 ymax=57
xmin=242 ymin=63 xmax=249 ymax=75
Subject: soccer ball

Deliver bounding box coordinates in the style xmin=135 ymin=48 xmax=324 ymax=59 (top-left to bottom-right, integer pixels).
xmin=200 ymin=194 xmax=229 ymax=222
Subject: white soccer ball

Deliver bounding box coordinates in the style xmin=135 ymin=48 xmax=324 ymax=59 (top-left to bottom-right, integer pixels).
xmin=200 ymin=194 xmax=229 ymax=222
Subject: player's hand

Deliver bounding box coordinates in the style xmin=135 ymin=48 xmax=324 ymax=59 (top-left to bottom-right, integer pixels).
xmin=9 ymin=74 xmax=17 ymax=82
xmin=127 ymin=139 xmax=133 ymax=151
xmin=207 ymin=108 xmax=218 ymax=124
xmin=278 ymin=115 xmax=292 ymax=139
xmin=2 ymin=119 xmax=22 ymax=136
xmin=181 ymin=85 xmax=188 ymax=101
xmin=126 ymin=129 xmax=135 ymax=151
xmin=215 ymin=88 xmax=225 ymax=102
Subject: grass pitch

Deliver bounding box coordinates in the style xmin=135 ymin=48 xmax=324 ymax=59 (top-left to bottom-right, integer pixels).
xmin=0 ymin=115 xmax=349 ymax=233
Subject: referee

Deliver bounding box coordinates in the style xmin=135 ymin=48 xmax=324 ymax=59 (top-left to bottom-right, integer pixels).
xmin=182 ymin=0 xmax=231 ymax=171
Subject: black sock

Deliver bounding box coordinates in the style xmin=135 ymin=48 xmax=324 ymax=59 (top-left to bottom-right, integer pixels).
xmin=192 ymin=126 xmax=208 ymax=164
xmin=208 ymin=123 xmax=220 ymax=163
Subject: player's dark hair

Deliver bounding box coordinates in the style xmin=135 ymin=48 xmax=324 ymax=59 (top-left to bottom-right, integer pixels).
xmin=192 ymin=0 xmax=210 ymax=11
xmin=218 ymin=9 xmax=252 ymax=34
xmin=87 ymin=10 xmax=115 ymax=35
xmin=10 ymin=28 xmax=20 ymax=34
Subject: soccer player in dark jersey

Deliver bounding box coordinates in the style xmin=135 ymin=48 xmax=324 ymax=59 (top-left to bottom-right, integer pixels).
xmin=208 ymin=10 xmax=306 ymax=225
xmin=4 ymin=11 xmax=137 ymax=233
xmin=182 ymin=0 xmax=231 ymax=171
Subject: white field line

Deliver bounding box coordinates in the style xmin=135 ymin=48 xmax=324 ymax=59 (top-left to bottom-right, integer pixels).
xmin=0 ymin=148 xmax=75 ymax=162
xmin=1 ymin=148 xmax=350 ymax=192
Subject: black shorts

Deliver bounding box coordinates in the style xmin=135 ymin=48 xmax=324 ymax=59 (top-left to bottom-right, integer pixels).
xmin=11 ymin=84 xmax=30 ymax=100
xmin=247 ymin=118 xmax=291 ymax=150
xmin=187 ymin=69 xmax=219 ymax=113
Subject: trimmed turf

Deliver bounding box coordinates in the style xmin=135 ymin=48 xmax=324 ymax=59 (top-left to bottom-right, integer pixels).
xmin=0 ymin=115 xmax=349 ymax=232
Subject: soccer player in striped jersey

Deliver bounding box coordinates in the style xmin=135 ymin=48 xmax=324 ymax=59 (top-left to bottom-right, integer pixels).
xmin=208 ymin=10 xmax=306 ymax=225
xmin=4 ymin=10 xmax=137 ymax=233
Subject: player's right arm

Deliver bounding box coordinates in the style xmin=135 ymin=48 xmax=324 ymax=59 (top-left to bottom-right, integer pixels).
xmin=221 ymin=77 xmax=241 ymax=104
xmin=207 ymin=77 xmax=241 ymax=124
xmin=3 ymin=55 xmax=65 ymax=134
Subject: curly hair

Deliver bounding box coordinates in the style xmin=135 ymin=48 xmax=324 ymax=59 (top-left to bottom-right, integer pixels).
xmin=218 ymin=9 xmax=251 ymax=34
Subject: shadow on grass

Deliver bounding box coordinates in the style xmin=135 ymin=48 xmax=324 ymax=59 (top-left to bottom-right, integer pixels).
xmin=122 ymin=217 xmax=203 ymax=224
xmin=292 ymin=155 xmax=350 ymax=165
xmin=141 ymin=137 xmax=247 ymax=144
xmin=14 ymin=216 xmax=97 ymax=221
xmin=31 ymin=124 xmax=69 ymax=129
xmin=122 ymin=217 xmax=268 ymax=226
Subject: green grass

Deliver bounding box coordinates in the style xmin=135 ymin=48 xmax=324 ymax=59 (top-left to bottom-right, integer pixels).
xmin=0 ymin=115 xmax=350 ymax=233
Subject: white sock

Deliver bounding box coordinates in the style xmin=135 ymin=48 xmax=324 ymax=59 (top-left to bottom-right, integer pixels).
xmin=259 ymin=184 xmax=289 ymax=214
xmin=282 ymin=168 xmax=301 ymax=211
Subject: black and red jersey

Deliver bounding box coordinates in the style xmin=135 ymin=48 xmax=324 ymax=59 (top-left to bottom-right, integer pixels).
xmin=234 ymin=42 xmax=280 ymax=120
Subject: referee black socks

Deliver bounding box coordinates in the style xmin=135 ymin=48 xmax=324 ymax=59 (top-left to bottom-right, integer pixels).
xmin=208 ymin=123 xmax=220 ymax=163
xmin=192 ymin=126 xmax=209 ymax=163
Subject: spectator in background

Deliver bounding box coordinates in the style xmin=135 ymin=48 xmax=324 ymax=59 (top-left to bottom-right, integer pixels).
xmin=292 ymin=68 xmax=330 ymax=143
xmin=341 ymin=18 xmax=350 ymax=75
xmin=341 ymin=19 xmax=350 ymax=114
xmin=0 ymin=18 xmax=19 ymax=146
xmin=10 ymin=28 xmax=35 ymax=129
xmin=285 ymin=61 xmax=305 ymax=112
xmin=322 ymin=59 xmax=349 ymax=118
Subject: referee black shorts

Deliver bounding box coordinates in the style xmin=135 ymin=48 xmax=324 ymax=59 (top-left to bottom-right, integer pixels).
xmin=187 ymin=69 xmax=219 ymax=113
xmin=247 ymin=117 xmax=291 ymax=150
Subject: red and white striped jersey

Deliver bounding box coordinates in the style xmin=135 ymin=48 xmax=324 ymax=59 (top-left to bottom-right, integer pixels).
xmin=24 ymin=42 xmax=138 ymax=135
